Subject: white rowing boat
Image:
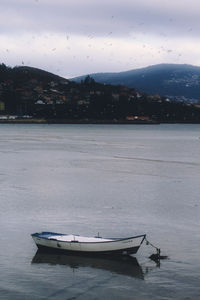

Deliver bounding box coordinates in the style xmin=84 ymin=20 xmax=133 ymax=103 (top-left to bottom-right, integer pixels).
xmin=31 ymin=232 xmax=146 ymax=255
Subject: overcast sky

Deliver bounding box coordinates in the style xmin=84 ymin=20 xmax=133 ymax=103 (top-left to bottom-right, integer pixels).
xmin=1 ymin=0 xmax=200 ymax=78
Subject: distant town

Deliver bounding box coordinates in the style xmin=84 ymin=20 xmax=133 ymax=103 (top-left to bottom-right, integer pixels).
xmin=0 ymin=63 xmax=200 ymax=123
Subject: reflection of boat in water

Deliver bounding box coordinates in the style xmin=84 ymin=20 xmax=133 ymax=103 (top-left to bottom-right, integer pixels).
xmin=32 ymin=250 xmax=144 ymax=279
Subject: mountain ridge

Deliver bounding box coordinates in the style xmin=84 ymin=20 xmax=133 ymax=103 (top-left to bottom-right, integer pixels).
xmin=1 ymin=63 xmax=200 ymax=123
xmin=72 ymin=63 xmax=200 ymax=102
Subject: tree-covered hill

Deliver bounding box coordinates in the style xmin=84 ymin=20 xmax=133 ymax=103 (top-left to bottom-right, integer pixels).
xmin=0 ymin=63 xmax=200 ymax=123
xmin=0 ymin=64 xmax=69 ymax=83
xmin=72 ymin=64 xmax=200 ymax=103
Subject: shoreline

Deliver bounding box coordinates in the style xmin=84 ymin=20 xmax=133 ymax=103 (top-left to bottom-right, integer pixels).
xmin=0 ymin=118 xmax=200 ymax=124
xmin=0 ymin=118 xmax=159 ymax=125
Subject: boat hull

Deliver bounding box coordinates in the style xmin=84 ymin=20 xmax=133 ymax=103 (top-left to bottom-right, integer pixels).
xmin=35 ymin=244 xmax=140 ymax=255
xmin=32 ymin=232 xmax=146 ymax=256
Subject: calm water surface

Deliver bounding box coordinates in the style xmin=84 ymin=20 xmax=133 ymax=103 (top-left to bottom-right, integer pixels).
xmin=0 ymin=124 xmax=200 ymax=299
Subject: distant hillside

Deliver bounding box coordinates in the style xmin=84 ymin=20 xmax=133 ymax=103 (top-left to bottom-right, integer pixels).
xmin=0 ymin=64 xmax=69 ymax=84
xmin=14 ymin=66 xmax=67 ymax=81
xmin=1 ymin=63 xmax=200 ymax=123
xmin=72 ymin=64 xmax=200 ymax=102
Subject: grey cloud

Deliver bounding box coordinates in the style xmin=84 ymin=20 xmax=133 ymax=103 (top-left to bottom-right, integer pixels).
xmin=1 ymin=0 xmax=200 ymax=39
xmin=1 ymin=0 xmax=200 ymax=77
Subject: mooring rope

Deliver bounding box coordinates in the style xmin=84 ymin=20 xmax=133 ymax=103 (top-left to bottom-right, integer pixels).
xmin=143 ymin=235 xmax=168 ymax=262
xmin=144 ymin=236 xmax=160 ymax=255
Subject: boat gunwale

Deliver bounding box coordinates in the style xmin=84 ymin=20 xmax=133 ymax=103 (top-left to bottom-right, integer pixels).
xmin=31 ymin=232 xmax=146 ymax=244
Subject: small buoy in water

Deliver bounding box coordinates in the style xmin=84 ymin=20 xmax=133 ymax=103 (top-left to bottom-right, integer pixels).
xmin=149 ymin=252 xmax=168 ymax=262
xmin=144 ymin=237 xmax=168 ymax=262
